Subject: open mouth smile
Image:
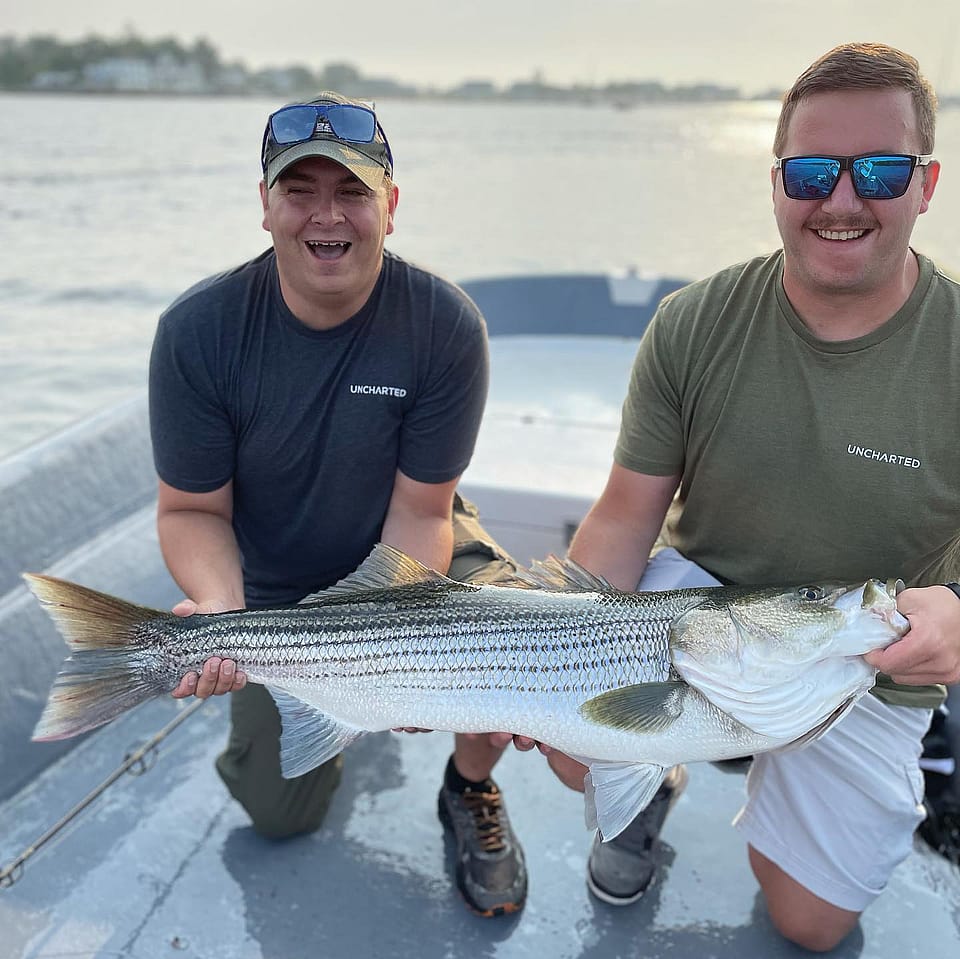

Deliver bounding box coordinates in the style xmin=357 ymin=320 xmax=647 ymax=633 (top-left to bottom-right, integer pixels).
xmin=306 ymin=240 xmax=351 ymax=260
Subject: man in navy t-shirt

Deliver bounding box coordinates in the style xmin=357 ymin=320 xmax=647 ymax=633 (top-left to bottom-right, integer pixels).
xmin=149 ymin=91 xmax=527 ymax=917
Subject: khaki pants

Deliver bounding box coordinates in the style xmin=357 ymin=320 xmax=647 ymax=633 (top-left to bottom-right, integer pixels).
xmin=216 ymin=493 xmax=517 ymax=838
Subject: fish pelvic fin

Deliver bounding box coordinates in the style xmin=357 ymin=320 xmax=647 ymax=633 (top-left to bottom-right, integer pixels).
xmin=299 ymin=543 xmax=469 ymax=603
xmin=585 ymin=761 xmax=668 ymax=840
xmin=267 ymin=687 xmax=367 ymax=778
xmin=579 ymin=681 xmax=687 ymax=733
xmin=24 ymin=573 xmax=170 ymax=742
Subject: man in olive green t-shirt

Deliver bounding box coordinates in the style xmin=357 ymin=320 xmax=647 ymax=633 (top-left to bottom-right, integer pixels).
xmin=562 ymin=43 xmax=959 ymax=951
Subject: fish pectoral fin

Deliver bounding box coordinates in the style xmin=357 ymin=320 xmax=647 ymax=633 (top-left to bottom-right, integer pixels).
xmin=299 ymin=543 xmax=460 ymax=603
xmin=585 ymin=761 xmax=668 ymax=841
xmin=579 ymin=681 xmax=687 ymax=733
xmin=267 ymin=687 xmax=367 ymax=778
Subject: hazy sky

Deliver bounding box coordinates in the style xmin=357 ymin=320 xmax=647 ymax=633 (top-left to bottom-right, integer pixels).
xmin=7 ymin=0 xmax=960 ymax=95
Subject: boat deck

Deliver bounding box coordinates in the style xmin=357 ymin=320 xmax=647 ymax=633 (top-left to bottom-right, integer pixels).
xmin=1 ymin=272 xmax=958 ymax=957
xmin=3 ymin=690 xmax=958 ymax=959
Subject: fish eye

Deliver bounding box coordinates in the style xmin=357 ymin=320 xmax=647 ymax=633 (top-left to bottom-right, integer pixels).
xmin=797 ymin=586 xmax=824 ymax=601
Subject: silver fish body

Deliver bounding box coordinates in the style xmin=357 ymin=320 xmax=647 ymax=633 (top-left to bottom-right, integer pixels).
xmin=25 ymin=545 xmax=908 ymax=839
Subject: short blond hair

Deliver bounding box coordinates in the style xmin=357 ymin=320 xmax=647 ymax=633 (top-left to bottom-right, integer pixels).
xmin=774 ymin=43 xmax=937 ymax=156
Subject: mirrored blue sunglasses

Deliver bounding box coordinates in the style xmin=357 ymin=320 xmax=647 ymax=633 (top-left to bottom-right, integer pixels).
xmin=774 ymin=153 xmax=934 ymax=200
xmin=261 ymin=103 xmax=393 ymax=173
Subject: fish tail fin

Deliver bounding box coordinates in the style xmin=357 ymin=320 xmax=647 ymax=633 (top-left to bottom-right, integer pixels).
xmin=24 ymin=573 xmax=170 ymax=742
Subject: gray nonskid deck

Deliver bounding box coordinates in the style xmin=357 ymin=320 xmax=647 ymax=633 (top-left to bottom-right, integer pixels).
xmin=2 ymin=289 xmax=958 ymax=958
xmin=2 ymin=697 xmax=957 ymax=959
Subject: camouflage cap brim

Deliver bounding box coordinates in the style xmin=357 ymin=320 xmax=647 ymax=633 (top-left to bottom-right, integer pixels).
xmin=265 ymin=137 xmax=387 ymax=192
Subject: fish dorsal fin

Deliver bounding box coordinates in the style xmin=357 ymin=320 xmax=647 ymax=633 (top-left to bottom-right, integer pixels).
xmin=519 ymin=555 xmax=615 ymax=593
xmin=300 ymin=543 xmax=454 ymax=603
xmin=267 ymin=686 xmax=367 ymax=778
xmin=468 ymin=566 xmax=540 ymax=589
xmin=579 ymin=681 xmax=687 ymax=734
xmin=584 ymin=761 xmax=668 ymax=840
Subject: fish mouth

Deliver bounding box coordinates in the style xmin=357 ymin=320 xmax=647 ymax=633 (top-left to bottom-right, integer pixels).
xmin=847 ymin=578 xmax=910 ymax=635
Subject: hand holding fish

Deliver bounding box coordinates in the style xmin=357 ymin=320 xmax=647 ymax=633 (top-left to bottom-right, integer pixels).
xmin=170 ymin=598 xmax=247 ymax=700
xmin=389 ymin=730 xmax=548 ymax=744
xmin=486 ymin=732 xmax=552 ymax=754
xmin=481 ymin=735 xmax=590 ymax=791
xmin=863 ymin=585 xmax=960 ymax=686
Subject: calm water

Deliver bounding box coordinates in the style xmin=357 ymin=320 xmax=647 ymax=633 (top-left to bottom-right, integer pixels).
xmin=2 ymin=93 xmax=959 ymax=461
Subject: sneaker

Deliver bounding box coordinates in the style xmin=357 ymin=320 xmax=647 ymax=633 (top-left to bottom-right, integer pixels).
xmin=586 ymin=764 xmax=688 ymax=905
xmin=438 ymin=779 xmax=527 ymax=917
xmin=917 ymin=708 xmax=960 ymax=865
xmin=919 ymin=792 xmax=960 ymax=866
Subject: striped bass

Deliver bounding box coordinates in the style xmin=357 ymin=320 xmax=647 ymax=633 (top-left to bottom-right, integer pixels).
xmin=25 ymin=544 xmax=908 ymax=840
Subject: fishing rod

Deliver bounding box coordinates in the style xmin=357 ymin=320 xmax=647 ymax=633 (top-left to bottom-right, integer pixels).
xmin=0 ymin=699 xmax=207 ymax=889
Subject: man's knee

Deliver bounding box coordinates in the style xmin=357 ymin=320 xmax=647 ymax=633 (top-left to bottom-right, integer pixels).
xmin=765 ymin=905 xmax=859 ymax=953
xmin=748 ymin=845 xmax=860 ymax=952
xmin=217 ymin=746 xmax=343 ymax=839
xmin=449 ymin=492 xmax=520 ymax=585
xmin=217 ymin=683 xmax=343 ymax=838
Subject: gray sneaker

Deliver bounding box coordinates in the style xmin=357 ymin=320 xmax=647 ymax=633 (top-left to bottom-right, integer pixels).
xmin=586 ymin=764 xmax=688 ymax=905
xmin=438 ymin=780 xmax=527 ymax=917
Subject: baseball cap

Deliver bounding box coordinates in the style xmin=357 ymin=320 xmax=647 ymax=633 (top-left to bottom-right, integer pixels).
xmin=261 ymin=91 xmax=393 ymax=191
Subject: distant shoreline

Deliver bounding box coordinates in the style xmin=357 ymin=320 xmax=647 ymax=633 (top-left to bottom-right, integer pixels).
xmin=0 ymin=87 xmax=784 ymax=105
xmin=5 ymin=89 xmax=959 ymax=109
xmin=6 ymin=32 xmax=957 ymax=108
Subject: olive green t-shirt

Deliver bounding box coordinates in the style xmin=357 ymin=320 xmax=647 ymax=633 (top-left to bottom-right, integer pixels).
xmin=616 ymin=251 xmax=960 ymax=709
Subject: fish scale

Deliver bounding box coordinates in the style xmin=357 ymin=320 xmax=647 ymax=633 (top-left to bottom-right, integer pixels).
xmin=157 ymin=589 xmax=679 ymax=700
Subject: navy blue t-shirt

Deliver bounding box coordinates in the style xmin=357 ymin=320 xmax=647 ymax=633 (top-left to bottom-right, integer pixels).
xmin=149 ymin=249 xmax=489 ymax=607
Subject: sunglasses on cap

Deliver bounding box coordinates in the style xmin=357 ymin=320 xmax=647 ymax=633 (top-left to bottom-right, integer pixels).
xmin=774 ymin=153 xmax=934 ymax=200
xmin=260 ymin=103 xmax=394 ymax=174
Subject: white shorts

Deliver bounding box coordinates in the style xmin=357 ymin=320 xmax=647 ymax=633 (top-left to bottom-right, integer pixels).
xmin=733 ymin=693 xmax=931 ymax=912
xmin=638 ymin=547 xmax=723 ymax=591
xmin=639 ymin=550 xmax=932 ymax=912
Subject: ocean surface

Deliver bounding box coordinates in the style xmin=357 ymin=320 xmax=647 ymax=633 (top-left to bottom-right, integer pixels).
xmin=2 ymin=93 xmax=959 ymax=462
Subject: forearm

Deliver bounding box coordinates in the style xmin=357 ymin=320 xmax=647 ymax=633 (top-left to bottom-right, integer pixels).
xmin=381 ymin=507 xmax=454 ymax=573
xmin=568 ymin=506 xmax=657 ymax=591
xmin=567 ymin=464 xmax=679 ymax=591
xmin=158 ymin=509 xmax=245 ymax=610
xmin=156 ymin=481 xmax=247 ymax=698
xmin=379 ymin=472 xmax=459 ymax=573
